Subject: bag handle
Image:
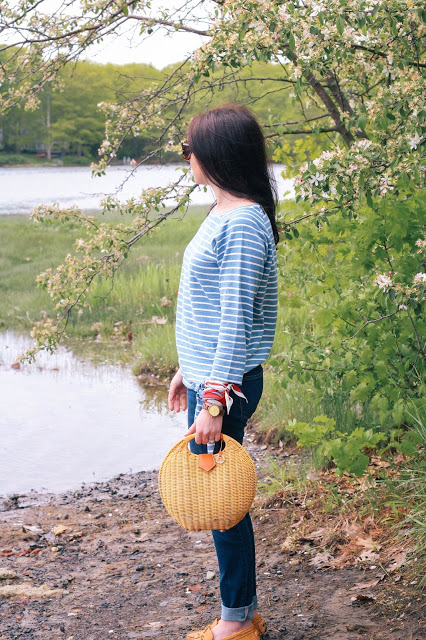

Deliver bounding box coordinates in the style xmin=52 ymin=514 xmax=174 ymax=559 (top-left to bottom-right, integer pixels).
xmin=183 ymin=432 xmax=225 ymax=449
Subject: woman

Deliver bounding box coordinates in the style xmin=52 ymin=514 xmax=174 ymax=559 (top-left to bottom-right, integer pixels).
xmin=168 ymin=103 xmax=279 ymax=640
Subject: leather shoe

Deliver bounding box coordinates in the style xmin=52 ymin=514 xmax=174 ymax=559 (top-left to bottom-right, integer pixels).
xmin=186 ymin=620 xmax=261 ymax=640
xmin=186 ymin=614 xmax=265 ymax=640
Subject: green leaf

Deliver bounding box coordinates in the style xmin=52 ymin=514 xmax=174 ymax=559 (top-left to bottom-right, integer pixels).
xmin=336 ymin=16 xmax=345 ymax=35
xmin=288 ymin=32 xmax=296 ymax=51
xmin=357 ymin=115 xmax=367 ymax=130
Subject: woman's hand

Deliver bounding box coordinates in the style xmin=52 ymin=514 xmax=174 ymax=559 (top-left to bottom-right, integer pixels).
xmin=168 ymin=369 xmax=187 ymax=412
xmin=186 ymin=409 xmax=223 ymax=445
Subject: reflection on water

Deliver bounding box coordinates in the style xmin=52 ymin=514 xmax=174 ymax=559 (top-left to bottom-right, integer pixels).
xmin=0 ymin=331 xmax=187 ymax=496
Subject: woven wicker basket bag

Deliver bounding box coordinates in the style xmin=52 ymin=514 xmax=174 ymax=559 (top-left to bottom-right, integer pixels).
xmin=158 ymin=433 xmax=257 ymax=531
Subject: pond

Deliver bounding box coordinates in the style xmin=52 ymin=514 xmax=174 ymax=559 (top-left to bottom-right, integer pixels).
xmin=0 ymin=331 xmax=187 ymax=496
xmin=0 ymin=164 xmax=294 ymax=215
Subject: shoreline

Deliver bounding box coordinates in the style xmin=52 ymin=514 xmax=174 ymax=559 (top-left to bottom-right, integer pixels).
xmin=0 ymin=425 xmax=422 ymax=640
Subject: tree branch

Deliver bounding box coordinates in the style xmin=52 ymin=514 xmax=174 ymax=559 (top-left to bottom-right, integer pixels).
xmin=265 ymin=126 xmax=339 ymax=138
xmin=128 ymin=13 xmax=209 ymax=36
xmin=264 ymin=113 xmax=332 ymax=128
xmin=345 ymin=309 xmax=401 ymax=341
xmin=406 ymin=309 xmax=426 ymax=364
xmin=286 ymin=50 xmax=355 ymax=147
xmin=350 ymin=44 xmax=426 ymax=69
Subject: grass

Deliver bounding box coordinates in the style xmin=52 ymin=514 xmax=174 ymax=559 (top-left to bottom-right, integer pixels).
xmin=257 ymin=454 xmax=313 ymax=496
xmin=0 ymin=208 xmax=202 ymax=328
xmin=0 ymin=208 xmax=203 ymax=371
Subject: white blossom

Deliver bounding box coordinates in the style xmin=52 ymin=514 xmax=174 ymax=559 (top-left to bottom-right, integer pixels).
xmin=310 ymin=172 xmax=325 ymax=186
xmin=413 ymin=272 xmax=426 ymax=284
xmin=408 ymin=133 xmax=422 ymax=149
xmin=374 ymin=274 xmax=393 ymax=291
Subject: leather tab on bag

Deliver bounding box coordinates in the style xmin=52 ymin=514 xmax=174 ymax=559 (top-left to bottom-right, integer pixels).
xmin=198 ymin=453 xmax=216 ymax=472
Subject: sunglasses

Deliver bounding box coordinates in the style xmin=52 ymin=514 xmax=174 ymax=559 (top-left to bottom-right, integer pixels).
xmin=181 ymin=139 xmax=192 ymax=161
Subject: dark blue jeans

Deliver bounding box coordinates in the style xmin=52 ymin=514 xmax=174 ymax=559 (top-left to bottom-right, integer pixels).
xmin=187 ymin=365 xmax=263 ymax=622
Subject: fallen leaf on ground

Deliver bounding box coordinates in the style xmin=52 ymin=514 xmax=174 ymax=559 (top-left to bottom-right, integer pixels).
xmin=350 ymin=578 xmax=380 ymax=590
xmin=369 ymin=456 xmax=391 ymax=468
xmin=351 ymin=593 xmax=376 ymax=604
xmin=341 ymin=520 xmax=364 ymax=538
xmin=358 ymin=550 xmax=380 ymax=563
xmin=299 ymin=527 xmax=328 ymax=542
xmin=353 ymin=535 xmax=381 ymax=551
xmin=281 ymin=537 xmax=292 ymax=551
xmin=308 ymin=552 xmax=334 ymax=568
xmin=388 ymin=551 xmax=407 ymax=572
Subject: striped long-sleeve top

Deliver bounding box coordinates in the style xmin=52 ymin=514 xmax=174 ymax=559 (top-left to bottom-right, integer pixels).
xmin=176 ymin=203 xmax=278 ymax=391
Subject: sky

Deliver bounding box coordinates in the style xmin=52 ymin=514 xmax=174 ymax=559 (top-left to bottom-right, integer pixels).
xmin=32 ymin=0 xmax=211 ymax=70
xmin=4 ymin=0 xmax=209 ymax=69
xmin=83 ymin=25 xmax=207 ymax=69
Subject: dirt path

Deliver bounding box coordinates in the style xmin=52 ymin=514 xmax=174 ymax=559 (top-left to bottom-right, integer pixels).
xmin=0 ymin=434 xmax=423 ymax=640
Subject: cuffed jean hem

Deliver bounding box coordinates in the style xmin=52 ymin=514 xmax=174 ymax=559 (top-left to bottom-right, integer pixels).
xmin=221 ymin=595 xmax=258 ymax=622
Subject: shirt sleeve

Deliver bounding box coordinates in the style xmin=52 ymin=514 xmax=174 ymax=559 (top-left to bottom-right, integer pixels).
xmin=208 ymin=215 xmax=267 ymax=384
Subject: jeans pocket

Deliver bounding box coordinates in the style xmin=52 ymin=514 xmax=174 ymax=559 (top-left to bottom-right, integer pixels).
xmin=242 ymin=365 xmax=263 ymax=382
xmin=240 ymin=375 xmax=263 ymax=421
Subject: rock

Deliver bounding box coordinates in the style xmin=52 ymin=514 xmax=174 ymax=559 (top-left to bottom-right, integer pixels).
xmin=52 ymin=525 xmax=68 ymax=535
xmin=205 ymin=571 xmax=216 ymax=580
xmin=0 ymin=583 xmax=69 ymax=598
xmin=22 ymin=524 xmax=44 ymax=535
xmin=0 ymin=568 xmax=17 ymax=580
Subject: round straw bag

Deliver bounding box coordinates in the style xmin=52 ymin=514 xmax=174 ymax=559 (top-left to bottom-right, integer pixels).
xmin=158 ymin=433 xmax=257 ymax=531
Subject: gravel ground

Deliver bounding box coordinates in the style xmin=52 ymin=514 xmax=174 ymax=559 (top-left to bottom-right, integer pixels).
xmin=0 ymin=432 xmax=423 ymax=640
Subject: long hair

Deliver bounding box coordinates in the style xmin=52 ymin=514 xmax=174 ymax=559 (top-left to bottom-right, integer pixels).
xmin=187 ymin=104 xmax=279 ymax=245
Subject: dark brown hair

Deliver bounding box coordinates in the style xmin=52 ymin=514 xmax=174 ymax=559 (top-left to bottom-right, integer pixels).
xmin=187 ymin=104 xmax=279 ymax=244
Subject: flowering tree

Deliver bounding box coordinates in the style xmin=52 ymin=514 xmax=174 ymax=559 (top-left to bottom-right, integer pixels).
xmin=1 ymin=1 xmax=424 ymax=438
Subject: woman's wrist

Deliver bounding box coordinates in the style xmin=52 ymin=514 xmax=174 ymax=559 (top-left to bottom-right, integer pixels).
xmin=202 ymin=379 xmax=247 ymax=414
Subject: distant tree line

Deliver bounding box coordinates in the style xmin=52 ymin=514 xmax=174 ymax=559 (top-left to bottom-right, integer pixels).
xmin=0 ymin=57 xmax=301 ymax=163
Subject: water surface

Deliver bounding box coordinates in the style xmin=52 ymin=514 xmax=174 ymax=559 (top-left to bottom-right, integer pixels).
xmin=0 ymin=164 xmax=294 ymax=215
xmin=0 ymin=331 xmax=187 ymax=496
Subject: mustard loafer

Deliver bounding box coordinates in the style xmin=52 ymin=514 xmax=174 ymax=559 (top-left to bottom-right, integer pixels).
xmin=194 ymin=625 xmax=260 ymax=640
xmin=186 ymin=614 xmax=265 ymax=640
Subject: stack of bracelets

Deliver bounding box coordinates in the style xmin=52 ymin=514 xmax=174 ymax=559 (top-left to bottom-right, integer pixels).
xmin=202 ymin=380 xmax=247 ymax=415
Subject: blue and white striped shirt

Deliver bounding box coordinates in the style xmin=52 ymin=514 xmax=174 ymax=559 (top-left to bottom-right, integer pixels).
xmin=176 ymin=203 xmax=278 ymax=391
